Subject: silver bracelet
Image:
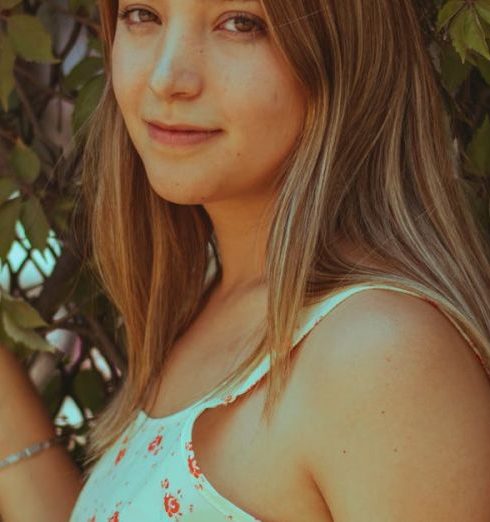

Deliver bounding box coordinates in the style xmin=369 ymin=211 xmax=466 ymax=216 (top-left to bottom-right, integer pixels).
xmin=0 ymin=436 xmax=62 ymax=471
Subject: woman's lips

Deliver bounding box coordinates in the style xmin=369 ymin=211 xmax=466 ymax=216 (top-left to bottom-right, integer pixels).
xmin=146 ymin=122 xmax=223 ymax=147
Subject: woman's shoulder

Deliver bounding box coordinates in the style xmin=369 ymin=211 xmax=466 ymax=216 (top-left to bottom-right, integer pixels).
xmin=302 ymin=283 xmax=486 ymax=383
xmin=304 ymin=238 xmax=488 ymax=380
xmin=295 ymin=285 xmax=490 ymax=520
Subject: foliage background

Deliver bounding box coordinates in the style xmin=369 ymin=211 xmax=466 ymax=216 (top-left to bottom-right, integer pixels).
xmin=0 ymin=0 xmax=489 ymax=472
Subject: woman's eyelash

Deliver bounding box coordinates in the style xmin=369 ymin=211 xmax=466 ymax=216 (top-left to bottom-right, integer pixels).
xmin=221 ymin=13 xmax=268 ymax=36
xmin=116 ymin=8 xmax=267 ymax=37
xmin=117 ymin=7 xmax=157 ymax=24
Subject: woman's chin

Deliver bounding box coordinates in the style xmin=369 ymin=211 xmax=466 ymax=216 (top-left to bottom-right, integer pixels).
xmin=146 ymin=181 xmax=216 ymax=206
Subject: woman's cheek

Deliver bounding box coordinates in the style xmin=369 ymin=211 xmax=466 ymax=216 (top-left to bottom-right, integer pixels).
xmin=113 ymin=63 xmax=143 ymax=116
xmin=113 ymin=39 xmax=146 ymax=85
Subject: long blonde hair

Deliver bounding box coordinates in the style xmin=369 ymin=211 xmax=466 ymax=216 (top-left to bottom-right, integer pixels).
xmin=75 ymin=0 xmax=490 ymax=479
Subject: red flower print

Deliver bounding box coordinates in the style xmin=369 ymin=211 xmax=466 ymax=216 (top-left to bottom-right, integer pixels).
xmin=108 ymin=511 xmax=119 ymax=522
xmin=184 ymin=441 xmax=193 ymax=451
xmin=163 ymin=493 xmax=182 ymax=518
xmin=161 ymin=478 xmax=170 ymax=489
xmin=88 ymin=516 xmax=96 ymax=522
xmin=147 ymin=434 xmax=164 ymax=454
xmin=114 ymin=448 xmax=126 ymax=465
xmin=187 ymin=455 xmax=202 ymax=478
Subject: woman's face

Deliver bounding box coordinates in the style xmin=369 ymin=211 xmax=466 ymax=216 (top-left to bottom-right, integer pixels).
xmin=111 ymin=0 xmax=306 ymax=205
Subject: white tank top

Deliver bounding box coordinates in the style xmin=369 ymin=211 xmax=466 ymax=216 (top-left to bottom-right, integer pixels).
xmin=69 ymin=283 xmax=488 ymax=522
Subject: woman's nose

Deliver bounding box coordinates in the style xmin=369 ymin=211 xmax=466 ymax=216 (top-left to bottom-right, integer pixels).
xmin=148 ymin=26 xmax=204 ymax=100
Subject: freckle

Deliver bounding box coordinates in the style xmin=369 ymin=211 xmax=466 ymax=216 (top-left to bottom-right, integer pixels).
xmin=381 ymin=410 xmax=385 ymax=414
xmin=342 ymin=449 xmax=347 ymax=454
xmin=393 ymin=448 xmax=398 ymax=452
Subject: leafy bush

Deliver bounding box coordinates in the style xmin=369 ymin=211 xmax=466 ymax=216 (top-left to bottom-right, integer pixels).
xmin=0 ymin=0 xmax=489 ymax=471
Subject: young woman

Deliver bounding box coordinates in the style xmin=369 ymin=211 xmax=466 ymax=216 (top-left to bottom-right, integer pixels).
xmin=1 ymin=0 xmax=490 ymax=520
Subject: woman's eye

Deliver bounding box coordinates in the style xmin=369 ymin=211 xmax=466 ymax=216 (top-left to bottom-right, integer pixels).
xmin=116 ymin=8 xmax=267 ymax=38
xmin=219 ymin=13 xmax=267 ymax=38
xmin=117 ymin=7 xmax=159 ymax=26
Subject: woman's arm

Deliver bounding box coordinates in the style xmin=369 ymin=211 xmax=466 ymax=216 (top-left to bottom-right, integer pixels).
xmin=0 ymin=346 xmax=83 ymax=522
xmin=300 ymin=290 xmax=490 ymax=521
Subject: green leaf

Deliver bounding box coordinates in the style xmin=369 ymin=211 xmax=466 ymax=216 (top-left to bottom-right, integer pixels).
xmin=437 ymin=0 xmax=465 ymax=31
xmin=9 ymin=140 xmax=41 ymax=184
xmin=0 ymin=177 xmax=19 ymax=205
xmin=474 ymin=53 xmax=490 ymax=84
xmin=1 ymin=310 xmax=56 ymax=353
xmin=2 ymin=310 xmax=58 ymax=354
xmin=440 ymin=42 xmax=472 ymax=92
xmin=72 ymin=74 xmax=105 ymax=134
xmin=73 ymin=369 xmax=107 ymax=414
xmin=449 ymin=9 xmax=471 ymax=62
xmin=467 ymin=11 xmax=490 ymax=60
xmin=0 ymin=31 xmax=15 ymax=112
xmin=467 ymin=114 xmax=490 ymax=175
xmin=20 ymin=196 xmax=50 ymax=251
xmin=62 ymin=56 xmax=103 ymax=93
xmin=7 ymin=14 xmax=59 ymax=64
xmin=449 ymin=7 xmax=490 ymax=62
xmin=0 ymin=292 xmax=48 ymax=328
xmin=0 ymin=196 xmax=21 ymax=260
xmin=475 ymin=0 xmax=490 ymax=26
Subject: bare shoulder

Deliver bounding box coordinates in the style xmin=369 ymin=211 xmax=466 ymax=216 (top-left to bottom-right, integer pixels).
xmin=299 ymin=286 xmax=490 ymax=384
xmin=296 ymin=287 xmax=490 ymax=522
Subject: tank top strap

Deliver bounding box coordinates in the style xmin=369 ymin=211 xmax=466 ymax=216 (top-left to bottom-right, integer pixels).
xmin=190 ymin=282 xmax=489 ymax=415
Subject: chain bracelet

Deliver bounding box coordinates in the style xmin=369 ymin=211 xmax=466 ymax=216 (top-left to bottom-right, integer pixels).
xmin=0 ymin=436 xmax=63 ymax=471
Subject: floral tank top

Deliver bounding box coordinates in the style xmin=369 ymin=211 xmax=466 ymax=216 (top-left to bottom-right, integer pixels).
xmin=69 ymin=283 xmax=490 ymax=522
